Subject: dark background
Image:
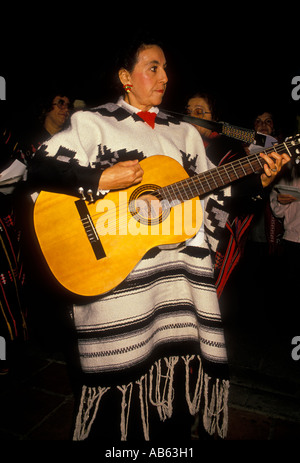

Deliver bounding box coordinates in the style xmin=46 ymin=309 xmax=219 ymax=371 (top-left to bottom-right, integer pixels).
xmin=1 ymin=8 xmax=299 ymax=138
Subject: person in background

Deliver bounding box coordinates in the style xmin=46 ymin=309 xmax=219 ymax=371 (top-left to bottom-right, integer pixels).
xmin=185 ymin=91 xmax=217 ymax=141
xmin=246 ymin=110 xmax=282 ymax=254
xmin=20 ymin=90 xmax=73 ymax=159
xmin=41 ymin=94 xmax=72 ymax=135
xmin=254 ymin=111 xmax=276 ymax=137
xmin=16 ymin=90 xmax=73 ymax=352
xmin=186 ymin=91 xmax=248 ymax=155
xmin=270 ymin=161 xmax=300 ymax=343
xmin=0 ymin=127 xmax=27 ymax=375
xmin=238 ymin=109 xmax=284 ymax=328
xmin=0 ymin=90 xmax=74 ymax=373
xmin=185 ymin=91 xmax=254 ymax=301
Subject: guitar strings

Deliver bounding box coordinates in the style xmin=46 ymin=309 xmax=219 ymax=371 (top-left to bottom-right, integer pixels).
xmin=78 ymin=140 xmax=296 ymax=236
xmin=44 ymin=139 xmax=298 ymax=244
xmin=163 ymin=141 xmax=295 ymax=203
xmin=89 ymin=143 xmax=293 ymax=236
xmin=170 ymin=142 xmax=293 ymax=201
xmin=89 ymin=141 xmax=292 ymax=226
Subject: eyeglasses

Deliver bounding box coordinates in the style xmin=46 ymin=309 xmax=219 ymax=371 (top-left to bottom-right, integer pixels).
xmin=186 ymin=106 xmax=211 ymax=118
xmin=53 ymin=99 xmax=72 ymax=110
xmin=255 ymin=118 xmax=273 ymax=126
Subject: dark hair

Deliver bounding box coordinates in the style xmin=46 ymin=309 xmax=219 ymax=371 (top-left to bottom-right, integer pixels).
xmin=117 ymin=32 xmax=164 ymax=70
xmin=253 ymin=109 xmax=274 ymax=121
xmin=113 ymin=33 xmax=164 ymax=94
xmin=252 ymin=109 xmax=277 ymax=136
xmin=186 ymin=91 xmax=219 ymax=121
xmin=37 ymin=88 xmax=74 ymax=122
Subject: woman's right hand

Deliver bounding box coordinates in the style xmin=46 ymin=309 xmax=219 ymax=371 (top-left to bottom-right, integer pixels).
xmin=98 ymin=159 xmax=144 ymax=190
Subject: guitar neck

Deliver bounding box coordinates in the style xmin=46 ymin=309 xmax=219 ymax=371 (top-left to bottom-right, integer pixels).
xmin=159 ymin=141 xmax=292 ymax=204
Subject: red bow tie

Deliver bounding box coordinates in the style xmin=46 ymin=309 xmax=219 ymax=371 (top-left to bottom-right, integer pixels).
xmin=137 ymin=111 xmax=156 ymax=129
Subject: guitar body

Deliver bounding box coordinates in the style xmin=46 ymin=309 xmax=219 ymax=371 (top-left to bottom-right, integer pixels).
xmin=33 ymin=155 xmax=203 ymax=296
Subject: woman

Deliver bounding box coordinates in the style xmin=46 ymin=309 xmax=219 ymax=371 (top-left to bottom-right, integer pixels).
xmin=186 ymin=91 xmax=217 ymax=140
xmin=254 ymin=111 xmax=275 ymax=137
xmin=185 ymin=91 xmax=255 ymax=297
xmin=186 ymin=91 xmax=247 ymax=159
xmin=26 ymin=40 xmax=288 ymax=441
xmin=20 ymin=91 xmax=73 ymax=160
xmin=270 ymin=164 xmax=300 ymax=340
xmin=16 ymin=90 xmax=73 ymax=352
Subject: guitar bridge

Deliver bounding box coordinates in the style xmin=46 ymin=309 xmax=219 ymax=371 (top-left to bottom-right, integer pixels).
xmin=75 ymin=200 xmax=106 ymax=260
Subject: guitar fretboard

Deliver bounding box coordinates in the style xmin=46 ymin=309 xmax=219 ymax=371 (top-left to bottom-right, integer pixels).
xmin=158 ymin=139 xmax=296 ymax=204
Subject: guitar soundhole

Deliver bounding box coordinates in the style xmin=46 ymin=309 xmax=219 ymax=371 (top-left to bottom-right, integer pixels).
xmin=129 ymin=184 xmax=170 ymax=225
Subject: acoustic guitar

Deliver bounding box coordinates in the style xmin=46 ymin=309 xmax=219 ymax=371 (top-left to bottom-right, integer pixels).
xmin=33 ymin=135 xmax=300 ymax=296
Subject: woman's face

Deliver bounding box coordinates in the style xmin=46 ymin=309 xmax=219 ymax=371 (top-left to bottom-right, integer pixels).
xmin=46 ymin=96 xmax=71 ymax=129
xmin=254 ymin=112 xmax=274 ymax=135
xmin=119 ymin=45 xmax=168 ymax=111
xmin=186 ymin=97 xmax=213 ymax=138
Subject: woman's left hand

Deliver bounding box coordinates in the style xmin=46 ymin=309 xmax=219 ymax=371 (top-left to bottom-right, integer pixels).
xmin=260 ymin=151 xmax=290 ymax=188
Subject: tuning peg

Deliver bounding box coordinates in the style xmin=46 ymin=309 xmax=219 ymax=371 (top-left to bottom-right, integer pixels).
xmin=87 ymin=189 xmax=94 ymax=202
xmin=78 ymin=187 xmax=86 ymax=200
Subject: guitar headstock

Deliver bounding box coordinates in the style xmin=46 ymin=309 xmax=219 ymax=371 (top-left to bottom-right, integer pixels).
xmin=285 ymin=134 xmax=300 ymax=163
